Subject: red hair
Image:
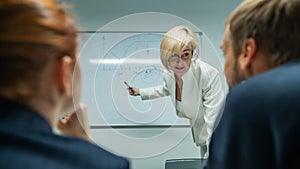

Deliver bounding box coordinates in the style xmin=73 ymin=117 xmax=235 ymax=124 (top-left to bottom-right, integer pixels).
xmin=0 ymin=0 xmax=77 ymax=100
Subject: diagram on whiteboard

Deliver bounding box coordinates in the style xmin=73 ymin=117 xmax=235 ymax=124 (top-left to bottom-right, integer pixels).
xmin=78 ymin=32 xmax=202 ymax=126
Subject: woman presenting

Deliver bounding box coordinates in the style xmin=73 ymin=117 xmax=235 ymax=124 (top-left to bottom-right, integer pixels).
xmin=127 ymin=25 xmax=224 ymax=158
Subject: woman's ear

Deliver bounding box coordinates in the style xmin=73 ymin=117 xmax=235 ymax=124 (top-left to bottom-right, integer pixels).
xmin=56 ymin=56 xmax=73 ymax=96
xmin=238 ymin=38 xmax=257 ymax=70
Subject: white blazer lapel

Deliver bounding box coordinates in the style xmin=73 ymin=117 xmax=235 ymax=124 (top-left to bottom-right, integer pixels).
xmin=181 ymin=68 xmax=201 ymax=122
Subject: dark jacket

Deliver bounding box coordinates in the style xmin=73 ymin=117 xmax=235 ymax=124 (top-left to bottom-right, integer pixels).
xmin=206 ymin=59 xmax=300 ymax=169
xmin=0 ymin=99 xmax=129 ymax=169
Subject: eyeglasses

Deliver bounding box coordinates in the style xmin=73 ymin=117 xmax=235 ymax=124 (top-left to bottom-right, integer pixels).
xmin=168 ymin=49 xmax=193 ymax=62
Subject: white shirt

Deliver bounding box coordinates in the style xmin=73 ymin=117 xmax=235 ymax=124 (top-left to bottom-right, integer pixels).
xmin=139 ymin=60 xmax=225 ymax=146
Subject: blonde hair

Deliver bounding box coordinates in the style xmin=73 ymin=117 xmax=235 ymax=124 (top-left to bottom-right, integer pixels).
xmin=160 ymin=25 xmax=200 ymax=71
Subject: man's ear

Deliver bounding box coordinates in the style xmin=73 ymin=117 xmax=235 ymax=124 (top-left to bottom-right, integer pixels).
xmin=239 ymin=38 xmax=257 ymax=70
xmin=56 ymin=56 xmax=73 ymax=96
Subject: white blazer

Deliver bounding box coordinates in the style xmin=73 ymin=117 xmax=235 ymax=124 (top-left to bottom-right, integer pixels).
xmin=140 ymin=60 xmax=225 ymax=146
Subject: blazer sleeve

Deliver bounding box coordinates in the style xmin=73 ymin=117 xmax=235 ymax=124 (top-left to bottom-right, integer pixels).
xmin=198 ymin=64 xmax=225 ymax=145
xmin=139 ymin=71 xmax=170 ymax=100
xmin=139 ymin=84 xmax=169 ymax=100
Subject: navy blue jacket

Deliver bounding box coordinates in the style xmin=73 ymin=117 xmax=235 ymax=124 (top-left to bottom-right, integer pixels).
xmin=0 ymin=99 xmax=129 ymax=169
xmin=206 ymin=60 xmax=300 ymax=169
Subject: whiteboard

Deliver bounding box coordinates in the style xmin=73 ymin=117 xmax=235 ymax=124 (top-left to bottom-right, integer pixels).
xmin=77 ymin=31 xmax=224 ymax=127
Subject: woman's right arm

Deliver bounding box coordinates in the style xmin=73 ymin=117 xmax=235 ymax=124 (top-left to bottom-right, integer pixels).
xmin=139 ymin=84 xmax=169 ymax=100
xmin=127 ymin=71 xmax=170 ymax=100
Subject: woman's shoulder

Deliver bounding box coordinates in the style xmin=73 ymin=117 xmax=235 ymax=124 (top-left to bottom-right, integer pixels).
xmin=193 ymin=60 xmax=219 ymax=75
xmin=162 ymin=69 xmax=174 ymax=79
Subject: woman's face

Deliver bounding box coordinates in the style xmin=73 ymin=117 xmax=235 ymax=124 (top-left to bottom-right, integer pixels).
xmin=168 ymin=47 xmax=193 ymax=77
